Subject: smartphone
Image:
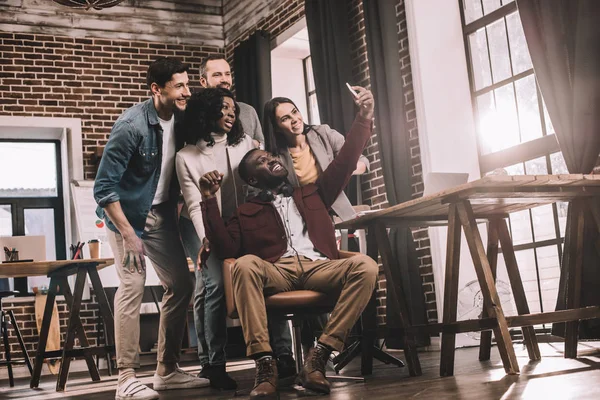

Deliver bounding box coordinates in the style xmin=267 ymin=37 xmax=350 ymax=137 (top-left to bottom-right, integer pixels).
xmin=346 ymin=82 xmax=359 ymax=98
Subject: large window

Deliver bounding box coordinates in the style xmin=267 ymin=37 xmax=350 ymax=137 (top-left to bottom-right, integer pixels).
xmin=460 ymin=0 xmax=565 ymax=323
xmin=0 ymin=140 xmax=66 ymax=262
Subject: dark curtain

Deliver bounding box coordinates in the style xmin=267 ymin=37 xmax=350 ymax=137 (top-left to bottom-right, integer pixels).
xmin=305 ymin=0 xmax=361 ymax=204
xmin=517 ymin=0 xmax=600 ymax=337
xmin=363 ymin=0 xmax=429 ymax=348
xmin=233 ymin=30 xmax=272 ymax=124
xmin=305 ymin=0 xmax=355 ymax=134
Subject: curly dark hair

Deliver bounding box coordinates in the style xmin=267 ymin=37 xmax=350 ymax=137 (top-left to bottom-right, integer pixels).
xmin=181 ymin=87 xmax=245 ymax=147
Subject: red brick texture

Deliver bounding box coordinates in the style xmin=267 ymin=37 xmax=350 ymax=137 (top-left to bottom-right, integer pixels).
xmin=0 ymin=32 xmax=221 ymax=179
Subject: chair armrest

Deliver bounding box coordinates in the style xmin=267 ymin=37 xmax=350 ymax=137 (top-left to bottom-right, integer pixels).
xmin=222 ymin=258 xmax=238 ymax=319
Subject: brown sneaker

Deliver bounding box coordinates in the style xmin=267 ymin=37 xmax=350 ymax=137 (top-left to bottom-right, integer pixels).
xmin=297 ymin=345 xmax=331 ymax=394
xmin=250 ymin=356 xmax=279 ymax=400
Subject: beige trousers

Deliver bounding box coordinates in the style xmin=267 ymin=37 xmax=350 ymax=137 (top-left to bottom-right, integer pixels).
xmin=232 ymin=254 xmax=378 ymax=356
xmin=106 ymin=204 xmax=194 ymax=369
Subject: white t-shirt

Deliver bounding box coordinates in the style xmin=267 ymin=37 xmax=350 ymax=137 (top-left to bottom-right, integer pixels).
xmin=273 ymin=193 xmax=326 ymax=261
xmin=152 ymin=115 xmax=176 ymax=205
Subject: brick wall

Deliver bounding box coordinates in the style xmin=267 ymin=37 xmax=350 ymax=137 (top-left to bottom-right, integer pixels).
xmin=2 ymin=295 xmax=103 ymax=360
xmin=0 ymin=32 xmax=221 ymax=179
xmin=346 ymin=0 xmax=437 ymax=325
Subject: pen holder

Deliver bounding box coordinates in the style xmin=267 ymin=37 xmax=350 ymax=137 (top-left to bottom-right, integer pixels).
xmin=5 ymin=251 xmax=19 ymax=262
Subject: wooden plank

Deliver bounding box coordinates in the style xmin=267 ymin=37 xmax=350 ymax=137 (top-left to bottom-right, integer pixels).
xmin=59 ymin=276 xmax=101 ymax=383
xmin=497 ymin=219 xmax=541 ymax=361
xmin=507 ymin=306 xmax=600 ymax=327
xmin=0 ymin=0 xmax=224 ymax=46
xmin=30 ymin=277 xmax=59 ymax=388
xmin=409 ymin=306 xmax=600 ymax=335
xmin=374 ymin=223 xmax=422 ymax=377
xmin=456 ymin=200 xmax=519 ymax=375
xmin=0 ymin=258 xmax=113 ymax=278
xmin=479 ymin=219 xmax=498 ymax=362
xmin=565 ymin=199 xmax=585 ymax=358
xmin=440 ymin=204 xmax=462 ymax=376
xmin=56 ymin=268 xmax=89 ymax=391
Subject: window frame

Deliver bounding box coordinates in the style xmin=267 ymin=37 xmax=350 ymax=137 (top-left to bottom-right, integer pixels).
xmin=0 ymin=139 xmax=67 ymax=261
xmin=458 ymin=0 xmax=565 ymax=323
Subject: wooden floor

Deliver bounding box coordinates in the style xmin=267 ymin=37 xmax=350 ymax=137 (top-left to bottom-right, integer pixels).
xmin=2 ymin=342 xmax=600 ymax=399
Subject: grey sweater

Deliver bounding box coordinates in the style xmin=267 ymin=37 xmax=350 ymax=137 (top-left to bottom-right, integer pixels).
xmin=238 ymin=102 xmax=264 ymax=145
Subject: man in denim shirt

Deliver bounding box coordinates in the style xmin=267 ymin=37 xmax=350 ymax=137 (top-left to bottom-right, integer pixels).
xmin=94 ymin=57 xmax=209 ymax=400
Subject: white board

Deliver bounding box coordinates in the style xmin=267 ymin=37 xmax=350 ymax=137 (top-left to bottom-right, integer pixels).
xmin=71 ymin=180 xmax=161 ymax=287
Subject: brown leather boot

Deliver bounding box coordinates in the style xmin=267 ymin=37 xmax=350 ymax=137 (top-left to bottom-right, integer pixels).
xmin=250 ymin=356 xmax=279 ymax=399
xmin=297 ymin=345 xmax=331 ymax=394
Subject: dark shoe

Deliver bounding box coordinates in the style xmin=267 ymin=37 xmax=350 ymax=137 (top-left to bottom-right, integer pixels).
xmin=198 ymin=364 xmax=237 ymax=390
xmin=276 ymin=354 xmax=297 ymax=380
xmin=250 ymin=357 xmax=279 ymax=400
xmin=297 ymin=346 xmax=331 ymax=394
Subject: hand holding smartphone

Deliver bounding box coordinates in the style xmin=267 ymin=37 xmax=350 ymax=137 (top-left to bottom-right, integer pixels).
xmin=346 ymin=82 xmax=367 ymax=108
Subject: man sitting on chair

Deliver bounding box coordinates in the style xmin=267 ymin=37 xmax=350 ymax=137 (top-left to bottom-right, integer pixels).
xmin=198 ymin=86 xmax=378 ymax=399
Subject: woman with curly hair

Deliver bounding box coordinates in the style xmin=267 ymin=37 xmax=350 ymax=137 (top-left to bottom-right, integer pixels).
xmin=175 ymin=87 xmax=254 ymax=390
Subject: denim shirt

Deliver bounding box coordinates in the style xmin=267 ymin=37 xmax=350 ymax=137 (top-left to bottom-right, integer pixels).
xmin=94 ymin=98 xmax=183 ymax=237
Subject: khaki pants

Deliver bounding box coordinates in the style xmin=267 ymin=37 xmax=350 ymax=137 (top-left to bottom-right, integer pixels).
xmin=106 ymin=204 xmax=194 ymax=369
xmin=232 ymin=254 xmax=378 ymax=356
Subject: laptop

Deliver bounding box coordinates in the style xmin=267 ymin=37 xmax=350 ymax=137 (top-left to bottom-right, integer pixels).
xmin=423 ymin=172 xmax=469 ymax=197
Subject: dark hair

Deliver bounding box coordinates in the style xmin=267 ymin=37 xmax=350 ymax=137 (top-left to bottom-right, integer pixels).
xmin=146 ymin=57 xmax=190 ymax=89
xmin=199 ymin=54 xmax=228 ymax=78
xmin=263 ymin=97 xmax=310 ymax=155
xmin=238 ymin=148 xmax=261 ymax=185
xmin=181 ymin=88 xmax=245 ymax=147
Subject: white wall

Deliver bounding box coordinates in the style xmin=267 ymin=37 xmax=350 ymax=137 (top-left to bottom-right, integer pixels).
xmin=271 ymin=56 xmax=309 ymax=119
xmin=406 ymin=0 xmax=489 ymax=347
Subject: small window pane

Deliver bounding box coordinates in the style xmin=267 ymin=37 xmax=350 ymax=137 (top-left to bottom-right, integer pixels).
xmin=509 ymin=210 xmax=533 ymax=245
xmin=542 ymin=100 xmax=555 ymax=135
xmin=469 ymin=29 xmax=493 ymax=90
xmin=524 ymin=156 xmax=548 ymax=175
xmin=0 ymin=205 xmax=12 ymax=236
xmin=556 ymin=201 xmax=568 ymax=237
xmin=550 ymin=152 xmax=569 ymax=174
xmin=487 ymin=19 xmax=512 ymax=83
xmin=463 ymin=0 xmax=484 ymax=24
xmin=308 ymin=94 xmax=321 ymax=125
xmin=0 ymin=142 xmax=58 ymax=198
xmin=25 ymin=208 xmax=56 ymax=261
xmin=515 ymin=75 xmax=543 ymax=143
xmin=514 ymin=248 xmax=540 ymax=313
xmin=304 ymin=56 xmax=316 ymax=93
xmin=506 ymin=11 xmax=533 ymax=75
xmin=536 ymin=245 xmax=561 ymax=313
xmin=478 ymin=83 xmax=520 ymax=153
xmin=505 ymin=162 xmax=525 ymax=175
xmin=531 ymin=204 xmax=555 ymax=242
xmin=482 ymin=0 xmax=502 ymax=15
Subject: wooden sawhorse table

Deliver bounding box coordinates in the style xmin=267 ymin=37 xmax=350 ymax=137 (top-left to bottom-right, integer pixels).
xmin=0 ymin=258 xmax=114 ymax=391
xmin=337 ymin=174 xmax=600 ymax=376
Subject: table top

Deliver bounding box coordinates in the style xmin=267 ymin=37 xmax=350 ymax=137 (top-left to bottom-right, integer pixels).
xmin=336 ymin=174 xmax=600 ymax=229
xmin=0 ymin=258 xmax=114 ymax=278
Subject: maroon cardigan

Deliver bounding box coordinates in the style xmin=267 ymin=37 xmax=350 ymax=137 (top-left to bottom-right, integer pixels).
xmin=200 ymin=114 xmax=373 ymax=262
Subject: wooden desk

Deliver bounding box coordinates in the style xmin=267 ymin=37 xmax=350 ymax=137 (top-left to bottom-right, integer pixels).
xmin=337 ymin=174 xmax=600 ymax=377
xmin=0 ymin=258 xmax=115 ymax=391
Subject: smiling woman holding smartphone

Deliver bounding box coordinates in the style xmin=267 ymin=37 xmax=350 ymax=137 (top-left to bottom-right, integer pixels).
xmin=262 ymin=85 xmax=370 ymax=222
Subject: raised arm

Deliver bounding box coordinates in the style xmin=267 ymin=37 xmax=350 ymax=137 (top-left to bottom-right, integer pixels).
xmin=199 ymin=171 xmax=243 ymax=258
xmin=317 ymin=87 xmax=374 ymax=209
xmin=322 ymin=124 xmax=370 ymax=175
